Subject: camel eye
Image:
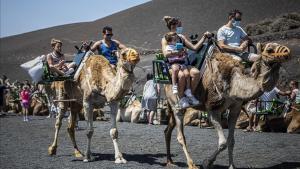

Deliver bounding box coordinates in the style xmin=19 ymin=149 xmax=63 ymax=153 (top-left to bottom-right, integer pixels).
xmin=266 ymin=48 xmax=274 ymax=53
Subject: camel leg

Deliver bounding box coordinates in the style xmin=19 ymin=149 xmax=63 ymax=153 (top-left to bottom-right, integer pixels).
xmin=83 ymin=100 xmax=94 ymax=162
xmin=48 ymin=106 xmax=65 ymax=156
xmin=227 ymin=104 xmax=241 ymax=169
xmin=67 ymin=103 xmax=83 ymax=158
xmin=173 ymin=109 xmax=198 ymax=169
xmin=109 ymin=101 xmax=127 ymax=164
xmin=164 ymin=111 xmax=176 ymax=166
xmin=203 ymin=111 xmax=227 ymax=169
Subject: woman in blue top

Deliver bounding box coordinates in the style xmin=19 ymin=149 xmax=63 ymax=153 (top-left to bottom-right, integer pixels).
xmin=91 ymin=26 xmax=127 ymax=69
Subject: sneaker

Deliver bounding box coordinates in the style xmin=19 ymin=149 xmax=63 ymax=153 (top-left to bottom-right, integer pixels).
xmin=184 ymin=89 xmax=200 ymax=105
xmin=178 ymin=97 xmax=190 ymax=109
xmin=172 ymin=85 xmax=178 ymax=94
xmin=23 ymin=117 xmax=26 ymax=122
xmin=184 ymin=89 xmax=193 ymax=97
xmin=187 ymin=95 xmax=200 ymax=105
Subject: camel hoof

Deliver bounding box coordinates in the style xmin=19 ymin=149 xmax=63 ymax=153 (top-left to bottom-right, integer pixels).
xmin=48 ymin=146 xmax=57 ymax=156
xmin=202 ymin=159 xmax=213 ymax=169
xmin=228 ymin=164 xmax=236 ymax=169
xmin=74 ymin=150 xmax=84 ymax=158
xmin=166 ymin=159 xmax=177 ymax=167
xmin=166 ymin=162 xmax=177 ymax=167
xmin=189 ymin=163 xmax=199 ymax=169
xmin=115 ymin=157 xmax=127 ymax=164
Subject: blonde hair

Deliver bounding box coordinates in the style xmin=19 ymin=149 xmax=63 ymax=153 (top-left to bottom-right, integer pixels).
xmin=51 ymin=38 xmax=62 ymax=47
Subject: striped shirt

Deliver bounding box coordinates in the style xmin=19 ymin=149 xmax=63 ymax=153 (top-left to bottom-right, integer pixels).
xmin=259 ymin=87 xmax=279 ymax=110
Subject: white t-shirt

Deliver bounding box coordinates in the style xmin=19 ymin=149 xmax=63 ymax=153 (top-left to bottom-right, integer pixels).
xmin=217 ymin=25 xmax=247 ymax=47
xmin=143 ymin=80 xmax=157 ymax=99
xmin=165 ymin=44 xmax=185 ymax=63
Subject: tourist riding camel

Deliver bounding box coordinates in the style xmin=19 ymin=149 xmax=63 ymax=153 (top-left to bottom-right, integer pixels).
xmin=163 ymin=40 xmax=291 ymax=169
xmin=161 ymin=16 xmax=212 ymax=108
xmin=91 ymin=26 xmax=127 ymax=69
xmin=47 ymin=39 xmax=76 ymax=76
xmin=217 ymin=9 xmax=260 ymax=62
xmin=47 ymin=46 xmax=140 ymax=164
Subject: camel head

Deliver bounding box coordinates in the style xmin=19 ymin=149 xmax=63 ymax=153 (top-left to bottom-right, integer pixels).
xmin=117 ymin=48 xmax=140 ymax=72
xmin=257 ymin=42 xmax=291 ymax=63
xmin=251 ymin=43 xmax=291 ymax=92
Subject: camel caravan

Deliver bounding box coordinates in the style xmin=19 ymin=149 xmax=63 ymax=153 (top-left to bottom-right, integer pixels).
xmin=2 ymin=9 xmax=299 ymax=169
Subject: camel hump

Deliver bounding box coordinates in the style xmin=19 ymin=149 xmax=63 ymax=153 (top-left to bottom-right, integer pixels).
xmin=85 ymin=55 xmax=111 ymax=69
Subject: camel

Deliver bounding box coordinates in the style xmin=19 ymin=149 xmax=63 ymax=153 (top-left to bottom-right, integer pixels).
xmin=117 ymin=98 xmax=142 ymax=123
xmin=48 ymin=48 xmax=140 ymax=163
xmin=78 ymin=48 xmax=140 ymax=163
xmin=259 ymin=104 xmax=300 ymax=133
xmin=29 ymin=92 xmax=49 ymax=116
xmin=163 ymin=42 xmax=291 ymax=169
xmin=286 ymin=105 xmax=300 ymax=133
xmin=47 ymin=81 xmax=84 ymax=158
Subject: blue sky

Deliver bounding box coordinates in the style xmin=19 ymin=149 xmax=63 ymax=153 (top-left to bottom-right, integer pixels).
xmin=0 ymin=0 xmax=150 ymax=38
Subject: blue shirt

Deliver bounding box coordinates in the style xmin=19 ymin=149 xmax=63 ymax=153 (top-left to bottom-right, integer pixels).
xmin=98 ymin=40 xmax=118 ymax=65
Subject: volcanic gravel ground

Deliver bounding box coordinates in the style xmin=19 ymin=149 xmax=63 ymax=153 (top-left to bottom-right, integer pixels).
xmin=1 ymin=114 xmax=300 ymax=169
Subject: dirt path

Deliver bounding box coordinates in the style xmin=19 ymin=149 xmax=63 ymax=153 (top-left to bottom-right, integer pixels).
xmin=0 ymin=114 xmax=300 ymax=169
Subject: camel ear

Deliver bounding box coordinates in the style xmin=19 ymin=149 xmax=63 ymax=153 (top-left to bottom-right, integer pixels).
xmin=120 ymin=49 xmax=127 ymax=60
xmin=257 ymin=43 xmax=266 ymax=54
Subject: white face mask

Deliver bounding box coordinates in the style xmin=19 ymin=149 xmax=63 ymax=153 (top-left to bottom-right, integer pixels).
xmin=232 ymin=20 xmax=240 ymax=27
xmin=176 ymin=27 xmax=183 ymax=34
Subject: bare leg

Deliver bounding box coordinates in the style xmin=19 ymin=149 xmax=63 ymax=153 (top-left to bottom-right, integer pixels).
xmin=189 ymin=67 xmax=200 ymax=94
xmin=110 ymin=101 xmax=127 ymax=164
xmin=164 ymin=111 xmax=176 ymax=166
xmin=50 ymin=67 xmax=65 ymax=76
xmin=183 ymin=68 xmax=191 ymax=90
xmin=68 ymin=103 xmax=83 ymax=158
xmin=178 ymin=71 xmax=186 ymax=98
xmin=203 ymin=111 xmax=227 ymax=169
xmin=173 ymin=109 xmax=198 ymax=169
xmin=227 ymin=104 xmax=241 ymax=169
xmin=171 ymin=64 xmax=180 ymax=87
xmin=83 ymin=99 xmax=94 ymax=162
xmin=148 ymin=111 xmax=155 ymax=124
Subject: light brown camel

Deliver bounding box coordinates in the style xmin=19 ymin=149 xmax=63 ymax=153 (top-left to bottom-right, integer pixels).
xmin=116 ymin=99 xmax=142 ymax=123
xmin=48 ymin=48 xmax=139 ymax=163
xmin=29 ymin=92 xmax=49 ymax=116
xmin=163 ymin=42 xmax=291 ymax=169
xmin=286 ymin=104 xmax=300 ymax=133
xmin=79 ymin=48 xmax=140 ymax=163
xmin=47 ymin=81 xmax=84 ymax=158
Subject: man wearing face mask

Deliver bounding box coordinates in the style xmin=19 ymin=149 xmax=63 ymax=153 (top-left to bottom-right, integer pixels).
xmin=217 ymin=9 xmax=260 ymax=62
xmin=91 ymin=26 xmax=127 ymax=69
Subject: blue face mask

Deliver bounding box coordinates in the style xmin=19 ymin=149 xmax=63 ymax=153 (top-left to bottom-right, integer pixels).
xmin=232 ymin=20 xmax=240 ymax=27
xmin=176 ymin=27 xmax=183 ymax=34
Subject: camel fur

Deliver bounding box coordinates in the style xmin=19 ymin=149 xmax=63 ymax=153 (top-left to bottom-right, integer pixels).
xmin=163 ymin=42 xmax=291 ymax=169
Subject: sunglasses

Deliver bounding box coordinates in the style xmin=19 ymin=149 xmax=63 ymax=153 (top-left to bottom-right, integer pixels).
xmin=105 ymin=34 xmax=113 ymax=36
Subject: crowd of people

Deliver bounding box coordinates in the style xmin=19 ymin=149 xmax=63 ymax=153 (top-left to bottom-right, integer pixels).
xmin=0 ymin=75 xmax=57 ymax=121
